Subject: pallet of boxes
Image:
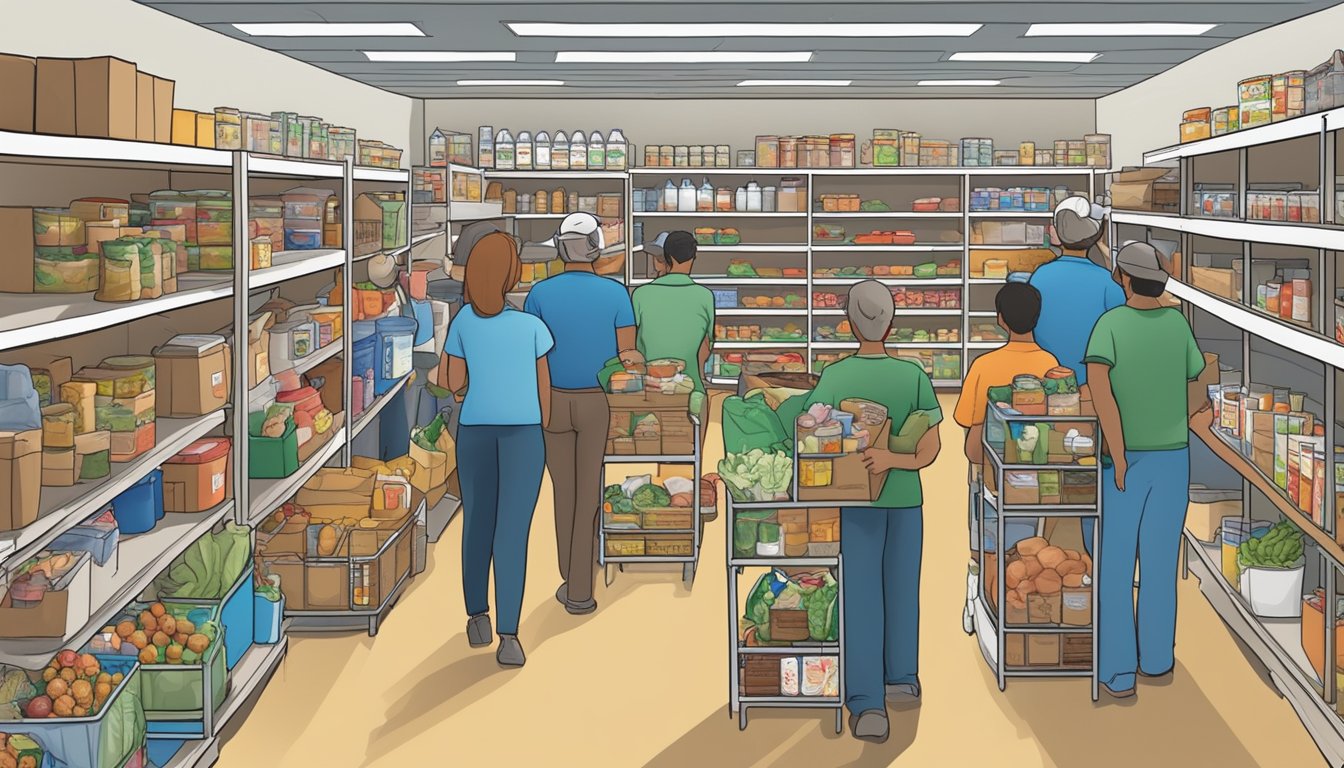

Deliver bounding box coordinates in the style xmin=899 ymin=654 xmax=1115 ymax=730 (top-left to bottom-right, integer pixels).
xmin=982 ymin=368 xmax=1099 ymax=671
xmin=255 ymin=467 xmax=416 ymax=612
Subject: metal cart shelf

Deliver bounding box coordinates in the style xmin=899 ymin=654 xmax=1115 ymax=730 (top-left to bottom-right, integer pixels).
xmin=726 ymin=494 xmax=846 ymax=733
xmin=599 ymin=414 xmax=704 ymax=587
xmin=973 ymin=406 xmax=1102 ymax=701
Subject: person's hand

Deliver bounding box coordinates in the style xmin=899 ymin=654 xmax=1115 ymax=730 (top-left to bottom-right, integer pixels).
xmin=861 ymin=448 xmax=900 ymax=476
xmin=619 ymin=348 xmax=645 ymax=367
xmin=1111 ymin=451 xmax=1128 ymax=492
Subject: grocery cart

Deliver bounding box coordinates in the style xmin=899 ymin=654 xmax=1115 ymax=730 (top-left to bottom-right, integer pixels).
xmin=973 ymin=405 xmax=1102 ymax=700
xmin=600 ymin=413 xmax=703 ymax=587
xmin=726 ymin=496 xmax=845 ymax=733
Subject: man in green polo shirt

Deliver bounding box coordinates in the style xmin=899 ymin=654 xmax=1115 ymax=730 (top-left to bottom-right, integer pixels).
xmin=631 ymin=230 xmax=714 ymax=396
xmin=804 ymin=280 xmax=943 ymax=743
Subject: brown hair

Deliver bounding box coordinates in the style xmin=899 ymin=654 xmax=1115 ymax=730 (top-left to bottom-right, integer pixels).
xmin=463 ymin=232 xmax=521 ymax=317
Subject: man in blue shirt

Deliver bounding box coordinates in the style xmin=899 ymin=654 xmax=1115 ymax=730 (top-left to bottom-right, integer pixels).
xmin=525 ymin=213 xmax=640 ymax=615
xmin=1029 ymin=196 xmax=1125 ymax=388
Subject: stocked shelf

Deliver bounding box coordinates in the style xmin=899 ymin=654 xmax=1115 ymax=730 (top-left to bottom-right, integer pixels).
xmin=0 ymin=411 xmax=226 ymax=569
xmin=812 ymin=277 xmax=962 ymax=286
xmin=812 ymin=244 xmax=963 ymax=252
xmin=486 ymin=170 xmax=629 ymax=180
xmin=1144 ymin=107 xmax=1344 ymax=164
xmin=634 ymin=211 xmax=808 ymax=219
xmin=248 ymin=427 xmax=347 ymax=524
xmin=812 ymin=211 xmax=962 ymax=219
xmin=351 ymin=376 xmax=411 ymax=439
xmin=292 ymin=340 xmax=343 ymax=376
xmin=0 ymin=128 xmax=230 ymax=169
xmin=1112 ymin=210 xmax=1344 ymax=251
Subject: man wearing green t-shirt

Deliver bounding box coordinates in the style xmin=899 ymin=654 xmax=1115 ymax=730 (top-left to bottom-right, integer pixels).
xmin=632 ymin=231 xmax=714 ymax=395
xmin=804 ymin=280 xmax=942 ymax=743
xmin=1085 ymin=242 xmax=1206 ymax=700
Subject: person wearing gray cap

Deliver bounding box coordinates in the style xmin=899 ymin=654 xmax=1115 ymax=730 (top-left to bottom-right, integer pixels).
xmin=1084 ymin=241 xmax=1206 ymax=699
xmin=803 ymin=280 xmax=943 ymax=743
xmin=1029 ymin=195 xmax=1125 ymax=388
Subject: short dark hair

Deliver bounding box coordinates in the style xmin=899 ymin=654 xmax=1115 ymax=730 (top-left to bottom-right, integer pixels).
xmin=994 ymin=282 xmax=1042 ymax=334
xmin=663 ymin=231 xmax=698 ymax=264
xmin=1128 ymin=275 xmax=1167 ymax=298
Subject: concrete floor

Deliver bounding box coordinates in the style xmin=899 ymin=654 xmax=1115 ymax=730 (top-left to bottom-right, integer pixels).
xmin=217 ymin=394 xmax=1327 ymax=767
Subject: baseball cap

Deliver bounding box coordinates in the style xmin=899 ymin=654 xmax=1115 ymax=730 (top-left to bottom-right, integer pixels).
xmin=644 ymin=231 xmax=670 ymax=260
xmin=1113 ymin=241 xmax=1169 ymax=283
xmin=543 ymin=212 xmax=605 ymax=252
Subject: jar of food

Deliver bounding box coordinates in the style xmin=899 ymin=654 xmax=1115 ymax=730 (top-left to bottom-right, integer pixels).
xmin=716 ymin=145 xmax=731 ymax=168
xmin=755 ymin=135 xmax=780 ymax=168
xmin=644 ymin=145 xmax=660 ymax=168
xmin=569 ymin=130 xmax=586 ymax=169
xmin=688 ymin=145 xmax=703 ymax=168
xmin=515 ymin=130 xmax=533 ymax=170
xmin=214 ymin=108 xmax=242 ymax=150
xmin=716 ymin=187 xmax=734 ymax=212
xmin=552 ymin=131 xmax=570 ymax=171
xmin=535 ymin=130 xmax=552 ymax=170
xmin=830 ymin=134 xmax=856 ymax=168
xmin=660 ymin=145 xmax=675 ymax=168
xmin=587 ymin=131 xmax=606 ymax=169
xmin=815 ymin=423 xmax=843 ymax=454
xmin=673 ymin=146 xmax=689 ymax=167
xmin=250 ymin=237 xmax=273 ymax=269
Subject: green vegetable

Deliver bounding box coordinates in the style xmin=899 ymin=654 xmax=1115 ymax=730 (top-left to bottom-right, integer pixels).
xmin=804 ymin=573 xmax=840 ymax=641
xmin=604 ymin=485 xmax=625 ymax=505
xmin=1238 ymin=520 xmax=1304 ymax=569
xmin=718 ymin=449 xmax=794 ymax=502
xmin=151 ymin=523 xmax=252 ymax=599
xmin=632 ymin=484 xmax=671 ymax=510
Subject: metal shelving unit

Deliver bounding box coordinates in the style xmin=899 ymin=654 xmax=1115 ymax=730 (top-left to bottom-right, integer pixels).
xmin=725 ymin=496 xmax=844 ymax=733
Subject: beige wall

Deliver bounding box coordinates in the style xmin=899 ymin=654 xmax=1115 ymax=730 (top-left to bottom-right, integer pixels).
xmin=1097 ymin=3 xmax=1344 ymax=167
xmin=2 ymin=0 xmax=413 ymax=149
xmin=421 ymin=98 xmax=1097 ymax=162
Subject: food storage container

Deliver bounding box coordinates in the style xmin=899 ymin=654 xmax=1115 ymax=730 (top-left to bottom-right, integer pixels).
xmin=1239 ymin=75 xmax=1273 ymax=128
xmin=42 ymin=403 xmax=76 ymax=449
xmin=108 ymin=595 xmax=229 ymax=732
xmin=214 ymin=107 xmax=242 ymax=150
xmin=374 ymin=317 xmax=415 ymax=395
xmin=1306 ymin=50 xmax=1344 ymax=113
xmin=283 ymin=228 xmax=322 ymax=251
xmin=283 ymin=188 xmax=330 ymax=221
xmin=269 ymin=318 xmax=318 ymax=370
xmin=330 ymin=126 xmax=357 ymax=160
xmin=162 ymin=437 xmax=231 ymax=513
xmin=755 ymin=136 xmax=779 ymax=168
xmin=1212 ymin=106 xmax=1240 ymax=135
xmin=1272 ymin=70 xmax=1307 ymax=122
xmin=33 ymin=207 xmax=84 ymax=247
xmin=248 ymin=410 xmax=299 ymax=478
xmin=111 ymin=468 xmax=163 ymax=534
xmin=69 ymin=197 xmax=131 ymax=225
xmin=13 ymin=655 xmax=145 ymax=768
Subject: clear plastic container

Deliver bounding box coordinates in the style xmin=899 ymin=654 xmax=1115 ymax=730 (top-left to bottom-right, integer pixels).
xmin=428 ymin=128 xmax=447 ymax=167
xmin=515 ymin=130 xmax=533 ymax=170
xmin=535 ymin=130 xmax=552 ymax=169
xmin=697 ymin=179 xmax=714 ymax=212
xmin=678 ymin=178 xmax=697 ymax=212
xmin=607 ymin=128 xmax=628 ymax=170
xmin=588 ymin=130 xmax=606 ymax=170
xmin=570 ymin=130 xmax=587 ymax=170
xmin=495 ymin=129 xmax=515 ymax=170
xmin=746 ymin=182 xmax=763 ymax=212
xmin=552 ymin=131 xmax=570 ymax=171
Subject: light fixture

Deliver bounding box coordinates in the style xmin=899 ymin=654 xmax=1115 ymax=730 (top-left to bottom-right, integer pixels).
xmin=1026 ymin=23 xmax=1216 ymax=37
xmin=738 ymin=79 xmax=851 ymax=87
xmin=363 ymin=51 xmax=517 ymax=62
xmin=949 ymin=51 xmax=1099 ymax=63
xmin=456 ymin=80 xmax=565 ymax=86
xmin=508 ymin=22 xmax=981 ymax=37
xmin=555 ymin=51 xmax=814 ymax=64
xmin=918 ymin=79 xmax=1000 ymax=86
xmin=233 ymin=22 xmax=424 ymax=37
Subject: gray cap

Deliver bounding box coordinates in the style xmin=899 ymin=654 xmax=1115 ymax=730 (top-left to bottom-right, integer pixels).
xmin=644 ymin=231 xmax=670 ymax=259
xmin=1052 ymin=195 xmax=1102 ymax=246
xmin=847 ymin=280 xmax=895 ymax=342
xmin=454 ymin=219 xmax=508 ymax=265
xmin=1114 ymin=241 xmax=1169 ymax=283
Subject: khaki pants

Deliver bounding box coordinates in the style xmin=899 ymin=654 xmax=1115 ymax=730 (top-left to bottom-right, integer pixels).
xmin=544 ymin=389 xmax=610 ymax=604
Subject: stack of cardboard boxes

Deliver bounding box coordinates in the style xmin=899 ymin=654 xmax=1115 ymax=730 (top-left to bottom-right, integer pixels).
xmin=0 ymin=53 xmax=174 ymax=143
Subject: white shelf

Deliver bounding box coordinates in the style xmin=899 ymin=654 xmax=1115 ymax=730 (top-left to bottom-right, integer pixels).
xmin=1165 ymin=278 xmax=1344 ymax=368
xmin=813 ymin=244 xmax=964 ymax=252
xmin=712 ymin=341 xmax=807 ymax=349
xmin=814 ymin=308 xmax=961 ymax=317
xmin=508 ymin=213 xmax=567 ymax=220
xmin=812 ymin=277 xmax=962 ymax=286
xmin=0 ymin=411 xmax=227 ymax=571
xmin=248 ymin=428 xmax=346 ymax=523
xmin=968 ymin=277 xmax=1009 ymax=285
xmin=0 ymin=273 xmax=233 ymax=353
xmin=968 ymin=341 xmax=1009 ymax=349
xmin=293 ymin=340 xmax=343 ymax=376
xmin=969 ymin=311 xmax=998 ymax=317
xmin=631 ymin=277 xmax=808 ymax=286
xmin=695 ymin=244 xmax=809 ymax=253
xmin=970 ymin=211 xmax=1054 ymax=218
xmin=715 ymin=308 xmax=808 ymax=317
xmin=449 ymin=201 xmax=504 ymax=221
xmin=351 ymin=375 xmax=410 ymax=439
xmin=807 ymin=167 xmax=1101 ymax=176
xmin=633 ymin=211 xmax=808 ymax=219
xmin=629 ymin=168 xmax=774 ymax=176
xmin=486 ymin=170 xmax=628 ymax=180
xmin=248 ymin=156 xmax=344 ymax=179
xmin=0 ymin=130 xmax=230 ymax=168
xmin=0 ymin=500 xmax=234 ymax=668
xmin=1111 ymin=210 xmax=1344 ymax=251
xmin=1143 ymin=108 xmax=1342 ymax=164
xmin=812 ymin=211 xmax=962 ymax=219
xmin=969 ymin=244 xmax=1050 ymax=250
xmin=811 ymin=340 xmax=961 ymax=349
xmin=251 ymin=249 xmax=346 ymax=289
xmin=353 ymin=166 xmax=409 ymax=183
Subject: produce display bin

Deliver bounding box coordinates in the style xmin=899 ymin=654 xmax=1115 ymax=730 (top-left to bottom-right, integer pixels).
xmin=13 ymin=655 xmax=146 ymax=768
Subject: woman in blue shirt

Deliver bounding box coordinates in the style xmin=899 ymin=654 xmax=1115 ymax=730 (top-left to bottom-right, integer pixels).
xmin=446 ymin=231 xmax=553 ymax=668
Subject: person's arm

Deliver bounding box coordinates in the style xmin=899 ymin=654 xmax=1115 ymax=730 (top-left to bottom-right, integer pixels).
xmin=447 ymin=355 xmax=467 ymax=401
xmin=537 ymin=356 xmax=552 ymax=429
xmin=964 ymin=424 xmax=984 ymax=465
xmin=883 ymin=427 xmax=941 ymax=471
xmin=616 ymin=326 xmax=642 ymax=365
xmin=1186 ymin=324 xmax=1209 ymax=418
xmin=1088 ymin=363 xmax=1127 ymax=490
xmin=863 ymin=369 xmax=943 ymax=473
xmin=698 ymin=296 xmax=715 ymax=383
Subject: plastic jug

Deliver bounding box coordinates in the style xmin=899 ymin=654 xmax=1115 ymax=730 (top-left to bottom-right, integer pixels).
xmin=697 ymin=179 xmax=714 ymax=212
xmin=588 ymin=130 xmax=606 ymax=170
xmin=495 ymin=129 xmax=515 ymax=171
xmin=1222 ymin=517 xmax=1271 ymax=587
xmin=662 ymin=180 xmax=678 ymax=212
xmin=569 ymin=131 xmax=587 ymax=170
xmin=428 ymin=128 xmax=447 ymax=168
xmin=516 ymin=130 xmax=533 ymax=170
xmin=375 ymin=316 xmax=416 ymax=394
xmin=607 ymin=129 xmax=628 ymax=170
xmin=552 ymin=131 xmax=570 ymax=171
xmin=746 ymin=181 xmax=763 ymax=212
xmin=0 ymin=364 xmax=41 ymax=431
xmin=678 ymin=179 xmax=697 ymax=212
xmin=535 ymin=131 xmax=552 ymax=169
xmin=735 ymin=186 xmax=748 ymax=212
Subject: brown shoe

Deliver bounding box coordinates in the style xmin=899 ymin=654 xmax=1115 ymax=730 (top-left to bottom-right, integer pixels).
xmin=1101 ymin=682 xmax=1135 ymax=699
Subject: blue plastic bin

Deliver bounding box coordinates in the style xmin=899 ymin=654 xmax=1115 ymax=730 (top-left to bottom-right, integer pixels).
xmin=254 ymin=591 xmax=286 ymax=644
xmin=17 ymin=655 xmax=145 ymax=768
xmin=219 ymin=568 xmax=255 ymax=670
xmin=375 ymin=317 xmax=416 ymax=395
xmin=50 ymin=508 xmax=119 ymax=565
xmin=111 ymin=470 xmax=163 ymax=534
xmin=353 ymin=320 xmax=377 ymax=382
xmin=284 ymin=227 xmax=322 ymax=250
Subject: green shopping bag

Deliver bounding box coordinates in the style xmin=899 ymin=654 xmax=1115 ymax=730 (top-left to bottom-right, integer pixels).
xmin=721 ymin=393 xmax=789 ymax=455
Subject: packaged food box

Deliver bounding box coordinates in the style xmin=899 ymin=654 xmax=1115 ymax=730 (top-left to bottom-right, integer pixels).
xmin=163 ymin=437 xmax=231 ymax=513
xmin=74 ymin=56 xmax=137 ymax=140
xmin=0 ymin=551 xmax=91 ymax=638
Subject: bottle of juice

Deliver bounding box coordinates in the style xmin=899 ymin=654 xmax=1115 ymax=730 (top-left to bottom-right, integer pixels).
xmin=587 ymin=130 xmax=606 ymax=170
xmin=495 ymin=129 xmax=515 ymax=170
xmin=606 ymin=128 xmax=628 ymax=170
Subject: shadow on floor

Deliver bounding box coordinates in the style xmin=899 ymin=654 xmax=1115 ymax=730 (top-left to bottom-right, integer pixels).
xmin=986 ymin=660 xmax=1262 ymax=768
xmin=268 ymin=637 xmax=367 ymax=766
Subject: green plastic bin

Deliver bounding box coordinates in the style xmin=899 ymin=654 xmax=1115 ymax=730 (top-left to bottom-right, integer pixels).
xmin=248 ymin=411 xmax=299 ymax=478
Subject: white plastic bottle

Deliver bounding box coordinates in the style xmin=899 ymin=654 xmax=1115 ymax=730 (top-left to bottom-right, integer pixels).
xmin=662 ymin=180 xmax=678 ymax=212
xmin=515 ymin=130 xmax=533 ymax=170
xmin=495 ymin=129 xmax=515 ymax=171
xmin=588 ymin=130 xmax=606 ymax=170
xmin=746 ymin=181 xmax=763 ymax=212
xmin=552 ymin=131 xmax=570 ymax=171
xmin=570 ymin=131 xmax=587 ymax=170
xmin=606 ymin=128 xmax=628 ymax=171
xmin=678 ymin=178 xmax=696 ymax=212
xmin=735 ymin=185 xmax=747 ymax=211
xmin=535 ymin=131 xmax=552 ymax=170
xmin=697 ymin=178 xmax=714 ymax=212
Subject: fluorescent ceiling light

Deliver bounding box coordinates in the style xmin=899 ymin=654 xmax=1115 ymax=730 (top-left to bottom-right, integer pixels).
xmin=1026 ymin=23 xmax=1216 ymax=37
xmin=233 ymin=22 xmax=423 ymax=37
xmin=950 ymin=51 xmax=1099 ymax=63
xmin=509 ymin=22 xmax=981 ymax=38
xmin=738 ymin=79 xmax=851 ymax=87
xmin=556 ymin=51 xmax=812 ymax=64
xmin=456 ymin=80 xmax=565 ymax=86
xmin=363 ymin=51 xmax=516 ymax=62
xmin=918 ymin=79 xmax=1000 ymax=86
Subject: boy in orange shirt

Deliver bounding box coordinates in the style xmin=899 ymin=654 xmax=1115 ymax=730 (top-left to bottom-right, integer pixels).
xmin=955 ymin=282 xmax=1059 ymax=633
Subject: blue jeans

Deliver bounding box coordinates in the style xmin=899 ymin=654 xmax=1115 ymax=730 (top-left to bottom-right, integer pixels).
xmin=458 ymin=424 xmax=546 ymax=635
xmin=841 ymin=506 xmax=922 ymax=715
xmin=1098 ymin=448 xmax=1190 ymax=691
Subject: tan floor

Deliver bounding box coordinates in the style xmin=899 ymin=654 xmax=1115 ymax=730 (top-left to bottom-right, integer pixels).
xmin=218 ymin=394 xmax=1327 ymax=767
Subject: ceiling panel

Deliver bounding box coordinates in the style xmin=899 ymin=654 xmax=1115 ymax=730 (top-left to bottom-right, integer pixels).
xmin=134 ymin=1 xmax=1341 ymax=99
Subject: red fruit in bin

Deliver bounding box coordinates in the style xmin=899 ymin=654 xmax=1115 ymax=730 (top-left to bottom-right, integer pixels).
xmin=56 ymin=650 xmax=80 ymax=669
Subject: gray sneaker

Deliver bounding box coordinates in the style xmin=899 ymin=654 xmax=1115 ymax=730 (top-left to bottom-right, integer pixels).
xmin=849 ymin=710 xmax=889 ymax=743
xmin=885 ymin=680 xmax=922 ymax=703
xmin=556 ymin=582 xmax=597 ymax=615
xmin=496 ymin=634 xmax=526 ymax=667
xmin=466 ymin=614 xmax=492 ymax=648
xmin=555 ymin=583 xmax=568 ymax=607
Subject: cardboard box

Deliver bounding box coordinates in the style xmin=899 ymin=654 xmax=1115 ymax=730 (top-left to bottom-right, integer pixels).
xmin=172 ymin=109 xmax=197 ymax=146
xmin=306 ymin=560 xmax=351 ymax=610
xmin=1003 ymin=471 xmax=1041 ymax=505
xmin=259 ymin=553 xmax=306 ymax=610
xmin=0 ymin=207 xmax=38 ymax=292
xmin=296 ymin=467 xmax=375 ymax=520
xmin=1005 ymin=633 xmax=1026 ymax=667
xmin=0 ymin=54 xmax=36 ymax=133
xmin=152 ymin=76 xmax=174 ymax=142
xmin=1252 ymin=431 xmax=1276 ymax=478
xmin=135 ymin=71 xmax=154 ymax=142
xmin=195 ymin=112 xmax=215 ymax=148
xmin=74 ymin=56 xmax=137 ymax=140
xmin=1061 ymin=586 xmax=1093 ymax=627
xmin=41 ymin=448 xmax=78 ymax=486
xmin=1190 ymin=267 xmax=1238 ymax=301
xmin=1187 ymin=487 xmax=1240 ymax=542
xmin=0 ymin=429 xmax=41 ymax=532
xmin=35 ymin=58 xmax=76 ymax=135
xmin=1028 ymin=634 xmax=1061 ymax=666
xmin=1027 ymin=592 xmax=1063 ymax=624
xmin=0 ymin=552 xmax=91 ymax=638
xmin=798 ymin=420 xmax=891 ymax=502
xmin=1111 ymin=167 xmax=1179 ymax=212
xmin=154 ymin=336 xmax=231 ymax=417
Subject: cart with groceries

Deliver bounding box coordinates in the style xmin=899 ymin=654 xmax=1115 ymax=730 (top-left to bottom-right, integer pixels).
xmin=972 ymin=372 xmax=1102 ymax=701
xmin=599 ymin=357 xmax=707 ymax=587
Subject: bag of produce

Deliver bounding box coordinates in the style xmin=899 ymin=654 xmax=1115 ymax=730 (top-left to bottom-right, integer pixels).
xmin=95 ymin=240 xmax=142 ymax=302
xmin=743 ymin=569 xmax=791 ymax=642
xmin=888 ymin=410 xmax=933 ymax=453
xmin=733 ymin=510 xmax=773 ymax=558
xmin=718 ymin=449 xmax=792 ymax=502
xmin=150 ymin=523 xmax=252 ymax=600
xmin=721 ymin=394 xmax=789 ymax=455
xmin=34 ymin=248 xmax=99 ymax=293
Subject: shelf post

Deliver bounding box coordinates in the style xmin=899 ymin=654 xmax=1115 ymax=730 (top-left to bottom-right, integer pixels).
xmin=342 ymin=156 xmax=355 ymax=466
xmin=232 ymin=151 xmax=250 ymax=526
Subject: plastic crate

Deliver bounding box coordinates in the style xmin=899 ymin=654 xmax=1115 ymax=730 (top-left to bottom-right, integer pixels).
xmin=15 ymin=655 xmax=146 ymax=768
xmin=254 ymin=591 xmax=285 ymax=644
